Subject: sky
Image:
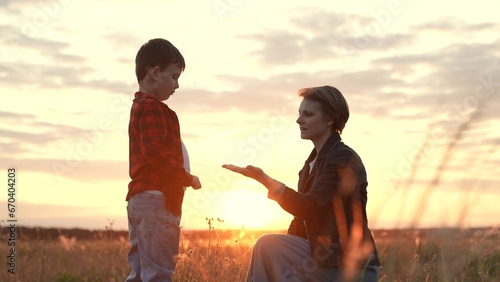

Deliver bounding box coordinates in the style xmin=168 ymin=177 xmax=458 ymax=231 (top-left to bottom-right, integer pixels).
xmin=0 ymin=0 xmax=499 ymax=232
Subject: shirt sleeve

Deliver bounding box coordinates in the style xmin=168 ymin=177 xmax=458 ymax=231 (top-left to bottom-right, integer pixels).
xmin=267 ymin=183 xmax=285 ymax=200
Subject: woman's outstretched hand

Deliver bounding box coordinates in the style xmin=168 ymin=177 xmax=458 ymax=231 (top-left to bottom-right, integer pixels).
xmin=222 ymin=164 xmax=268 ymax=185
xmin=222 ymin=164 xmax=284 ymax=194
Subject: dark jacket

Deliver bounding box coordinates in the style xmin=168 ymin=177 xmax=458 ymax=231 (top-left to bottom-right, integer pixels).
xmin=276 ymin=132 xmax=380 ymax=267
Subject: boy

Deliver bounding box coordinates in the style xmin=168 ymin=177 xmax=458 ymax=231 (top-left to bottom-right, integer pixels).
xmin=126 ymin=38 xmax=202 ymax=282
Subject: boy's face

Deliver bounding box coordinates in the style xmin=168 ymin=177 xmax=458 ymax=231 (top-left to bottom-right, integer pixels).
xmin=148 ymin=63 xmax=182 ymax=101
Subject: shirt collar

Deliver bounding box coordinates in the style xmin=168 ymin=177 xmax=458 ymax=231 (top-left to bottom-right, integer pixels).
xmin=134 ymin=91 xmax=156 ymax=100
xmin=133 ymin=92 xmax=173 ymax=110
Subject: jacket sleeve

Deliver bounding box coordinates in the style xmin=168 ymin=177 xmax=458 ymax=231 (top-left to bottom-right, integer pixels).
xmin=276 ymin=150 xmax=354 ymax=220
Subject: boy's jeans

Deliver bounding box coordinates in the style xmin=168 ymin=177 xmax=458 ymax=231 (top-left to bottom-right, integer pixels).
xmin=126 ymin=192 xmax=181 ymax=282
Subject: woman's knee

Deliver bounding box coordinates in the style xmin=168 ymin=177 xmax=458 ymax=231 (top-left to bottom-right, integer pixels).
xmin=254 ymin=234 xmax=285 ymax=248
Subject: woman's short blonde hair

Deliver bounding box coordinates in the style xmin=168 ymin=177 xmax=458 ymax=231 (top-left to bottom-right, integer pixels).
xmin=298 ymin=85 xmax=350 ymax=134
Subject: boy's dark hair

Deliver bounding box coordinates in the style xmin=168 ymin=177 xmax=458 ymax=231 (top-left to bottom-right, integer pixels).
xmin=135 ymin=38 xmax=185 ymax=82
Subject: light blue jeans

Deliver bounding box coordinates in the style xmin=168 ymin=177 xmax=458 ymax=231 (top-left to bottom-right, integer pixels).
xmin=126 ymin=192 xmax=181 ymax=282
xmin=247 ymin=234 xmax=380 ymax=282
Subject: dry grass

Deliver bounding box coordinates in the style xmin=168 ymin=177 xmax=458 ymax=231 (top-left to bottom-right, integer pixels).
xmin=0 ymin=225 xmax=499 ymax=281
xmin=376 ymin=227 xmax=500 ymax=282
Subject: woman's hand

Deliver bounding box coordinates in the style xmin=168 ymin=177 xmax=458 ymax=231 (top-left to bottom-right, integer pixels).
xmin=221 ymin=164 xmax=268 ymax=184
xmin=222 ymin=164 xmax=284 ymax=194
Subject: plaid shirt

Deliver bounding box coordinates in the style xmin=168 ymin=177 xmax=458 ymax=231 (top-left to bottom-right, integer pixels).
xmin=126 ymin=92 xmax=192 ymax=215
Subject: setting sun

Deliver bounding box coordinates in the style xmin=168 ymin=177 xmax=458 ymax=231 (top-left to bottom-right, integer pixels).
xmin=218 ymin=187 xmax=284 ymax=230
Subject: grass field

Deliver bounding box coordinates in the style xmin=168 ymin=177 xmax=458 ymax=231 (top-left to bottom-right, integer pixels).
xmin=1 ymin=224 xmax=499 ymax=281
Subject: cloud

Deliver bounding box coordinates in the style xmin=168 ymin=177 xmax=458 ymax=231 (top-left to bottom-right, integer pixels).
xmin=371 ymin=41 xmax=500 ymax=121
xmin=0 ymin=59 xmax=132 ymax=93
xmin=0 ymin=110 xmax=114 ymax=159
xmin=172 ymin=80 xmax=299 ymax=114
xmin=0 ymin=157 xmax=127 ymax=182
xmin=0 ymin=23 xmax=86 ymax=61
xmin=242 ymin=30 xmax=309 ymax=65
xmin=0 ymin=23 xmax=134 ymax=94
xmin=414 ymin=18 xmax=498 ymax=33
xmin=0 ymin=111 xmax=35 ymax=119
xmin=173 ymin=67 xmax=408 ymax=119
xmin=0 ymin=0 xmax=25 ymax=14
xmin=0 ymin=128 xmax=60 ymax=145
xmin=0 ymin=111 xmax=128 ymax=183
xmin=240 ymin=7 xmax=415 ymax=66
xmin=0 ymin=142 xmax=25 ymax=156
xmin=103 ymin=31 xmax=144 ymax=51
xmin=173 ymin=39 xmax=500 ymax=121
xmin=0 ymin=200 xmax=121 ymax=230
xmin=171 ymin=64 xmax=408 ymax=117
xmin=173 ymin=12 xmax=499 ymax=126
xmin=0 ymin=0 xmax=16 ymax=7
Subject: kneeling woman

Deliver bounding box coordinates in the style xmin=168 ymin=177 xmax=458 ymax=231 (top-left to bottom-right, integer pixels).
xmin=223 ymin=85 xmax=381 ymax=282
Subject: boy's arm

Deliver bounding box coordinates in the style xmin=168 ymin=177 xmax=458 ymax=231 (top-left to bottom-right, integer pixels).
xmin=138 ymin=101 xmax=193 ymax=187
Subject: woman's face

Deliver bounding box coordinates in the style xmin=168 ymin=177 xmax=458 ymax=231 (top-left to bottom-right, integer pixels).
xmin=296 ymin=98 xmax=333 ymax=142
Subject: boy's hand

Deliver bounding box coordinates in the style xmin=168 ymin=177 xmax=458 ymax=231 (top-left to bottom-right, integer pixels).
xmin=190 ymin=175 xmax=202 ymax=190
